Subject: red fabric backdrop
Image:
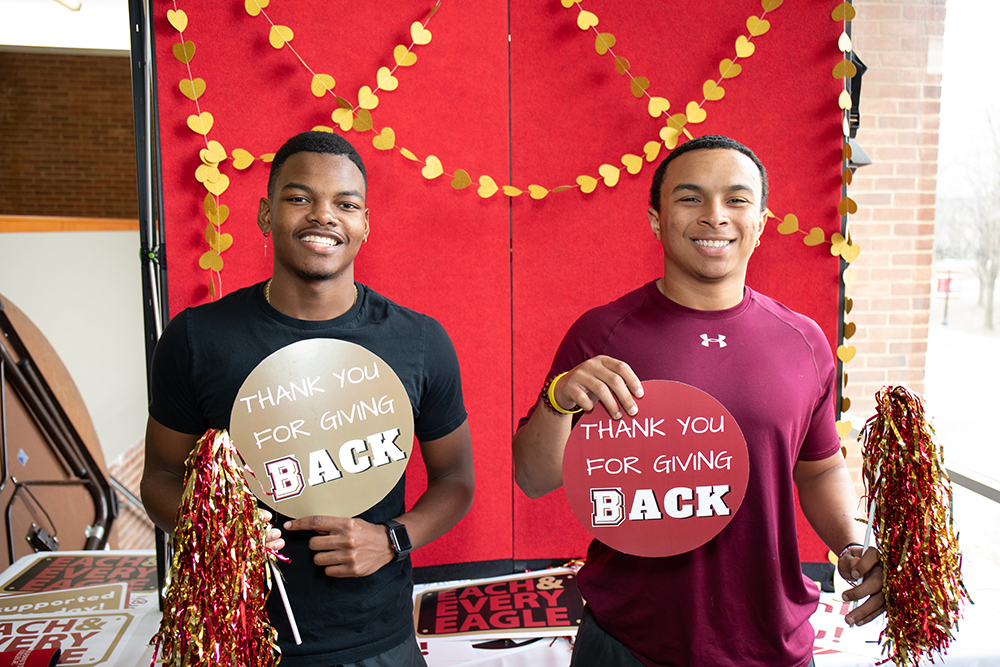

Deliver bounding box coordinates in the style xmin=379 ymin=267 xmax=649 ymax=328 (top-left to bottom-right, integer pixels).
xmin=152 ymin=0 xmax=846 ymax=568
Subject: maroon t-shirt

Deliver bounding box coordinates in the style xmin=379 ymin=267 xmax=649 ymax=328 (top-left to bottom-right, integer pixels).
xmin=535 ymin=282 xmax=841 ymax=667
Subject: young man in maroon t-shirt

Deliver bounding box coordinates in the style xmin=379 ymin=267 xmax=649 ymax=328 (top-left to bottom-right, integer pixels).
xmin=514 ymin=135 xmax=885 ymax=667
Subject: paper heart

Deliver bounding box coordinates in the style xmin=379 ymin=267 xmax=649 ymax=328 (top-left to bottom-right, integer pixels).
xmin=421 ymin=156 xmax=443 ymax=180
xmin=502 ymin=185 xmax=523 ymax=196
xmin=372 ymin=127 xmax=396 ymax=151
xmin=400 ymin=147 xmax=418 ymax=161
xmin=206 ymin=203 xmax=230 ymax=226
xmin=702 ymin=80 xmax=724 ymax=101
xmin=358 ymin=86 xmax=379 ymax=110
xmin=354 ymin=109 xmax=373 ymax=132
xmin=595 ymin=33 xmax=615 ymax=55
xmin=660 ymin=126 xmax=682 ymax=149
xmin=835 ymin=420 xmax=852 ymax=438
xmin=187 ymin=112 xmax=214 ymax=135
xmin=843 ymin=321 xmax=856 ymax=339
xmin=199 ymin=249 xmax=223 ymax=272
xmin=832 ymin=60 xmax=858 ymax=79
xmin=777 ymin=214 xmax=799 ymax=234
xmin=719 ymin=59 xmax=742 ymax=78
xmin=560 ymin=0 xmax=574 ymax=6
xmin=205 ymin=227 xmax=233 ymax=253
xmin=576 ymin=174 xmax=598 ymax=194
xmin=451 ymin=169 xmax=472 ymax=189
xmin=478 ymin=175 xmax=498 ymax=198
xmin=621 ymin=154 xmax=643 ymax=175
xmin=842 ymin=243 xmax=861 ymax=263
xmin=311 ymin=73 xmax=335 ymax=97
xmin=173 ymin=41 xmax=195 ymax=64
xmin=735 ymin=35 xmax=755 ymax=58
xmin=630 ymin=77 xmax=650 ymax=98
xmin=666 ymin=113 xmax=688 ymax=131
xmin=841 ymin=396 xmax=851 ymax=412
xmin=803 ymin=227 xmax=825 ymax=246
xmin=331 ymin=108 xmax=354 ymax=131
xmin=843 ymin=143 xmax=852 ymax=161
xmin=200 ymin=140 xmax=226 ymax=166
xmin=393 ymin=45 xmax=417 ymax=66
xmin=843 ymin=269 xmax=855 ymax=287
xmin=269 ymin=25 xmax=293 ymax=49
xmin=839 ymin=90 xmax=852 ymax=110
xmin=167 ymin=9 xmax=188 ymax=32
xmin=838 ymin=196 xmax=858 ymax=215
xmin=410 ymin=21 xmax=432 ymax=45
xmin=842 ymin=371 xmax=849 ymax=389
xmin=643 ymin=141 xmax=661 ymax=162
xmin=528 ymin=184 xmax=549 ymax=200
xmin=376 ymin=67 xmax=399 ymax=91
xmin=179 ymin=78 xmax=206 ymax=101
xmin=836 ymin=345 xmax=857 ymax=363
xmin=232 ymin=148 xmax=254 ymax=170
xmin=614 ymin=56 xmax=631 ymax=74
xmin=204 ymin=174 xmax=230 ymax=196
xmin=647 ymin=97 xmax=669 ymax=118
xmin=844 ymin=297 xmax=853 ymax=314
xmin=598 ymin=164 xmax=620 ymax=187
xmin=838 ymin=31 xmax=852 ymax=53
xmin=205 ymin=223 xmax=228 ymax=249
xmin=762 ymin=0 xmax=783 ymax=9
xmin=685 ymin=102 xmax=707 ymax=124
xmin=577 ymin=10 xmax=599 ymax=29
xmin=832 ymin=1 xmax=856 ymax=21
xmin=830 ymin=232 xmax=848 ymax=256
xmin=245 ymin=0 xmax=268 ymax=17
xmin=746 ymin=16 xmax=771 ymax=37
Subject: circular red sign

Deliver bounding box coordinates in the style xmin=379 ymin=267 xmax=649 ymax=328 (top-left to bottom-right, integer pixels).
xmin=563 ymin=380 xmax=749 ymax=557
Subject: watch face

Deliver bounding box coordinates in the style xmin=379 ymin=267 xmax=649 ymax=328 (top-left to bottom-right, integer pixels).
xmin=391 ymin=525 xmax=412 ymax=553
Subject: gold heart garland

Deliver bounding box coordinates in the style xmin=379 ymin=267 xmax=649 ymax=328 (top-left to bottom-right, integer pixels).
xmin=829 ymin=0 xmax=859 ymax=445
xmin=167 ymin=0 xmax=858 ymax=300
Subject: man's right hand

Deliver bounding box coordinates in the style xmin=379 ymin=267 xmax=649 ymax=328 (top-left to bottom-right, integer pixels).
xmin=552 ymin=355 xmax=644 ymax=419
xmin=513 ymin=355 xmax=642 ymax=498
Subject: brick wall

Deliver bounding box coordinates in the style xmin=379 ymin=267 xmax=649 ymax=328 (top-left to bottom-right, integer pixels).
xmin=842 ymin=0 xmax=944 ymax=433
xmin=0 ymin=51 xmax=138 ymax=219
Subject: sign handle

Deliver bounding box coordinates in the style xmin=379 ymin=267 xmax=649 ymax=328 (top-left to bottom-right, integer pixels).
xmin=270 ymin=561 xmax=302 ymax=645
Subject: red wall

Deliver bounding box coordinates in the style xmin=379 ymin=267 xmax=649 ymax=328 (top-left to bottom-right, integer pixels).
xmin=153 ymin=0 xmax=845 ymax=567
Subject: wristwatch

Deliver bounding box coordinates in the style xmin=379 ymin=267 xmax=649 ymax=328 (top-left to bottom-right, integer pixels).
xmin=383 ymin=519 xmax=412 ymax=562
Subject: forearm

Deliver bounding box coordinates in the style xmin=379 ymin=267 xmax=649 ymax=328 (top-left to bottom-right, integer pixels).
xmin=139 ymin=469 xmax=185 ymax=534
xmin=399 ymin=471 xmax=474 ymax=550
xmin=796 ymin=460 xmax=864 ymax=556
xmin=512 ymin=401 xmax=574 ymax=498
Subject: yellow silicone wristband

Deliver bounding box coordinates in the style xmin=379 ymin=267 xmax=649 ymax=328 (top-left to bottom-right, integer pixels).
xmin=548 ymin=372 xmax=583 ymax=415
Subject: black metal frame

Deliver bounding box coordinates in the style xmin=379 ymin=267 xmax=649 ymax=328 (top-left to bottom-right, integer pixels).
xmin=127 ymin=0 xmax=172 ymax=603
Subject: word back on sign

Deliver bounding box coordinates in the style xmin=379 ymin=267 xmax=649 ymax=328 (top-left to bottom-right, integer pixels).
xmin=230 ymin=338 xmax=414 ymax=518
xmin=563 ymin=380 xmax=749 ymax=557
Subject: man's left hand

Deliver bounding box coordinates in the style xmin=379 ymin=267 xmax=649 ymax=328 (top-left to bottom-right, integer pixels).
xmin=284 ymin=515 xmax=393 ymax=578
xmin=839 ymin=545 xmax=886 ymax=627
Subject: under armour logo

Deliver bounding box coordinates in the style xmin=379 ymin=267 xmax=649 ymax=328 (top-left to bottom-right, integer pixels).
xmin=700 ymin=334 xmax=727 ymax=348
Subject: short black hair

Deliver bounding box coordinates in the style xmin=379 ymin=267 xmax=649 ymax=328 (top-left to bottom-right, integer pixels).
xmin=649 ymin=134 xmax=768 ymax=212
xmin=268 ymin=131 xmax=367 ymax=198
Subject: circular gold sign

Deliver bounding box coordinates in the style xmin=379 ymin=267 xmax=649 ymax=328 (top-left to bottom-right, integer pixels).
xmin=230 ymin=338 xmax=414 ymax=518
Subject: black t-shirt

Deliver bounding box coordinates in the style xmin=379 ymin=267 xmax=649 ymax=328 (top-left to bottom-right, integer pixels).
xmin=149 ymin=281 xmax=467 ymax=665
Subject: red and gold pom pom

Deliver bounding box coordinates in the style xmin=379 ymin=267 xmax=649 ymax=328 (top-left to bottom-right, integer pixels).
xmin=151 ymin=428 xmax=281 ymax=666
xmin=860 ymin=386 xmax=970 ymax=667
